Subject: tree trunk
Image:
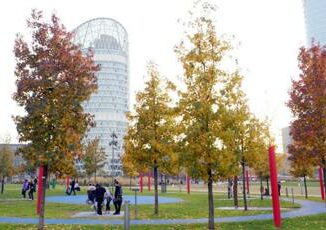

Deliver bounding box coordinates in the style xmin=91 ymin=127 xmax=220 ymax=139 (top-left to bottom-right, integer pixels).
xmin=241 ymin=161 xmax=248 ymax=211
xmin=227 ymin=178 xmax=231 ymax=199
xmin=233 ymin=175 xmax=238 ymax=208
xmin=260 ymin=176 xmax=263 ymax=200
xmin=266 ymin=177 xmax=270 ymax=196
xmin=303 ymin=175 xmax=308 ymax=199
xmin=153 ymin=164 xmax=159 ymax=215
xmin=207 ymin=168 xmax=215 ymax=230
xmin=38 ymin=165 xmax=48 ymax=230
xmin=322 ymin=159 xmax=326 ymax=200
xmin=1 ymin=176 xmax=4 ymax=194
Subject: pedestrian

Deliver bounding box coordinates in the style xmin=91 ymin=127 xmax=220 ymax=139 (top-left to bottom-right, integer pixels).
xmin=94 ymin=184 xmax=106 ymax=215
xmin=21 ymin=179 xmax=29 ymax=199
xmin=105 ymin=188 xmax=114 ymax=213
xmin=70 ymin=179 xmax=76 ymax=195
xmin=28 ymin=180 xmax=36 ymax=200
xmin=278 ymin=181 xmax=281 ymax=196
xmin=113 ymin=179 xmax=123 ymax=215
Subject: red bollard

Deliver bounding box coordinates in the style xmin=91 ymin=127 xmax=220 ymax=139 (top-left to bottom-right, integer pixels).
xmin=139 ymin=173 xmax=143 ymax=193
xmin=36 ymin=166 xmax=44 ymax=215
xmin=318 ymin=167 xmax=325 ymax=200
xmin=246 ymin=169 xmax=250 ymax=195
xmin=268 ymin=145 xmax=281 ymax=228
xmin=186 ymin=175 xmax=190 ymax=194
xmin=148 ymin=172 xmax=151 ymax=192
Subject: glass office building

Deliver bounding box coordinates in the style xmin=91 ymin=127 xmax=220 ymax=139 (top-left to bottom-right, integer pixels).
xmin=74 ymin=18 xmax=129 ymax=176
xmin=303 ymin=0 xmax=326 ymax=44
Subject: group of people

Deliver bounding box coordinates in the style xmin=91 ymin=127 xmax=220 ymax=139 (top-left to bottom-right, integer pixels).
xmin=87 ymin=179 xmax=123 ymax=216
xmin=21 ymin=178 xmax=37 ymax=200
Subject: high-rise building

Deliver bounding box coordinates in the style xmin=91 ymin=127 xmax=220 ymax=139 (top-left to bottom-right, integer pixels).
xmin=303 ymin=0 xmax=326 ymax=44
xmin=74 ymin=18 xmax=129 ymax=176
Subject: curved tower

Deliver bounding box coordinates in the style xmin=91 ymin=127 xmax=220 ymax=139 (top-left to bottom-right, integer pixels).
xmin=74 ymin=18 xmax=129 ymax=176
xmin=303 ymin=0 xmax=326 ymax=44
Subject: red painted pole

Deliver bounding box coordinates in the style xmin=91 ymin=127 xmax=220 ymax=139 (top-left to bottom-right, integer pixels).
xmin=36 ymin=166 xmax=44 ymax=215
xmin=66 ymin=176 xmax=70 ymax=190
xmin=246 ymin=169 xmax=250 ymax=195
xmin=148 ymin=172 xmax=151 ymax=192
xmin=318 ymin=166 xmax=325 ymax=200
xmin=268 ymin=145 xmax=281 ymax=228
xmin=140 ymin=173 xmax=143 ymax=193
xmin=186 ymin=175 xmax=190 ymax=194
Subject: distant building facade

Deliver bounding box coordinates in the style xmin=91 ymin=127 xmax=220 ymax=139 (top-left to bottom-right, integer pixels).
xmin=281 ymin=126 xmax=292 ymax=154
xmin=74 ymin=18 xmax=129 ymax=176
xmin=303 ymin=0 xmax=326 ymax=44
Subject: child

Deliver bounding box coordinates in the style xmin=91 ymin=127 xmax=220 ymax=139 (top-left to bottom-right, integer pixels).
xmin=21 ymin=179 xmax=29 ymax=199
xmin=104 ymin=188 xmax=114 ymax=213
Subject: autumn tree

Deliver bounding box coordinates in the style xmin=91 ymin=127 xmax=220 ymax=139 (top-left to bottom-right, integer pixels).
xmin=82 ymin=138 xmax=106 ymax=182
xmin=287 ymin=43 xmax=326 ymax=195
xmin=13 ymin=10 xmax=98 ymax=229
xmin=0 ymin=136 xmax=14 ymax=194
xmin=175 ymin=3 xmax=241 ymax=228
xmin=288 ymin=141 xmax=315 ymax=199
xmin=123 ymin=63 xmax=177 ymax=214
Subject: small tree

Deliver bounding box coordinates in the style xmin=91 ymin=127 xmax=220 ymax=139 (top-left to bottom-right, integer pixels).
xmin=0 ymin=136 xmax=14 ymax=194
xmin=13 ymin=10 xmax=98 ymax=229
xmin=123 ymin=63 xmax=177 ymax=214
xmin=82 ymin=138 xmax=106 ymax=182
xmin=288 ymin=142 xmax=315 ymax=198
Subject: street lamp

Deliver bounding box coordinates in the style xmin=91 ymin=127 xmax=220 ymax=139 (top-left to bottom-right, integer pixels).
xmin=109 ymin=132 xmax=118 ymax=187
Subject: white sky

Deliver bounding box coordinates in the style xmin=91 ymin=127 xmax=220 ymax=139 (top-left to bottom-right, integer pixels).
xmin=0 ymin=0 xmax=306 ymax=148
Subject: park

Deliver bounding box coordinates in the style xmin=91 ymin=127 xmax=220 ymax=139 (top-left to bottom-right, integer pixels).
xmin=1 ymin=0 xmax=326 ymax=229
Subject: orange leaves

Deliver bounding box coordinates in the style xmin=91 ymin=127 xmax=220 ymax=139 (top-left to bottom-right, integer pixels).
xmin=13 ymin=10 xmax=98 ymax=174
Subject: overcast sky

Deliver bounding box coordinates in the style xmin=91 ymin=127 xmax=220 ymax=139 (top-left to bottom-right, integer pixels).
xmin=0 ymin=0 xmax=306 ymax=148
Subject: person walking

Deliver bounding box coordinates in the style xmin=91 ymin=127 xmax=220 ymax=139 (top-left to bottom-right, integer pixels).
xmin=28 ymin=180 xmax=35 ymax=200
xmin=105 ymin=188 xmax=114 ymax=213
xmin=70 ymin=179 xmax=76 ymax=195
xmin=94 ymin=184 xmax=106 ymax=215
xmin=113 ymin=179 xmax=123 ymax=215
xmin=21 ymin=179 xmax=29 ymax=199
xmin=278 ymin=181 xmax=281 ymax=196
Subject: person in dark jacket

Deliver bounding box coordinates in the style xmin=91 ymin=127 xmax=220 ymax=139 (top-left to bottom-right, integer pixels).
xmin=94 ymin=184 xmax=106 ymax=215
xmin=28 ymin=180 xmax=36 ymax=200
xmin=113 ymin=179 xmax=123 ymax=215
xmin=70 ymin=179 xmax=76 ymax=195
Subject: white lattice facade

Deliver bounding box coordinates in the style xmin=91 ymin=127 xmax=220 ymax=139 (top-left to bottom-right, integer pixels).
xmin=74 ymin=18 xmax=129 ymax=176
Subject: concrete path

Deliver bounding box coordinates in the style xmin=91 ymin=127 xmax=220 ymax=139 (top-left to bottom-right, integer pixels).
xmin=0 ymin=198 xmax=325 ymax=225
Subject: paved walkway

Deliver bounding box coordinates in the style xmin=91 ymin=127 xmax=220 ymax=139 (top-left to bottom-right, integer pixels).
xmin=0 ymin=198 xmax=325 ymax=225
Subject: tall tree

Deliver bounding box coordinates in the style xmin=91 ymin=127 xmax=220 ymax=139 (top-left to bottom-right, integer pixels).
xmin=0 ymin=136 xmax=14 ymax=194
xmin=123 ymin=63 xmax=177 ymax=214
xmin=287 ymin=43 xmax=326 ymax=195
xmin=175 ymin=3 xmax=240 ymax=228
xmin=82 ymin=138 xmax=106 ymax=182
xmin=13 ymin=10 xmax=98 ymax=229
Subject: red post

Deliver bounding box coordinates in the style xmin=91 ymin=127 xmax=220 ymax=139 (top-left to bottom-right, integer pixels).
xmin=36 ymin=166 xmax=44 ymax=215
xmin=318 ymin=166 xmax=325 ymax=200
xmin=268 ymin=145 xmax=281 ymax=228
xmin=186 ymin=175 xmax=190 ymax=194
xmin=66 ymin=176 xmax=70 ymax=189
xmin=246 ymin=169 xmax=250 ymax=195
xmin=139 ymin=173 xmax=143 ymax=193
xmin=148 ymin=172 xmax=151 ymax=192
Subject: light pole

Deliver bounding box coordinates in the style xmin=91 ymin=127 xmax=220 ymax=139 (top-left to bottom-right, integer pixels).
xmin=109 ymin=132 xmax=118 ymax=188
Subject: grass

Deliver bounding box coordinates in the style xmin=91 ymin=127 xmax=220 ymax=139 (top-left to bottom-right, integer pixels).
xmin=0 ymin=184 xmax=299 ymax=220
xmin=0 ymin=213 xmax=326 ymax=229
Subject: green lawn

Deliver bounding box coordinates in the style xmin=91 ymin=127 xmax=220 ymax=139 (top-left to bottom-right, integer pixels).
xmin=0 ymin=184 xmax=299 ymax=220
